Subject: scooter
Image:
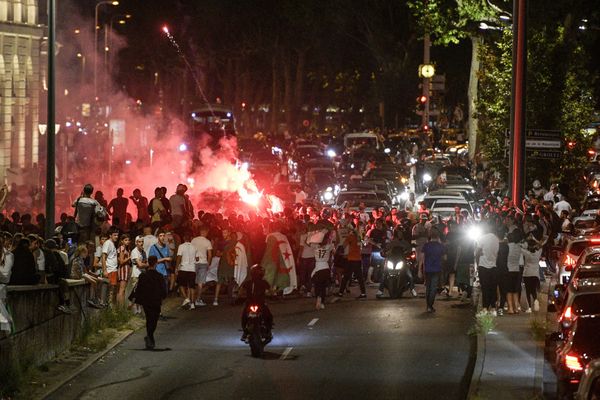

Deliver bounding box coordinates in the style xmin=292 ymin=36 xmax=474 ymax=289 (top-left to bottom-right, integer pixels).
xmin=379 ymin=250 xmax=416 ymax=299
xmin=245 ymin=303 xmax=272 ymax=358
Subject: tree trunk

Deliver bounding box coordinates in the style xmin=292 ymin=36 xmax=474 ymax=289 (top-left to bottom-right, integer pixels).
xmin=270 ymin=54 xmax=280 ymax=134
xmin=294 ymin=49 xmax=307 ymax=131
xmin=467 ymin=35 xmax=483 ymax=160
xmin=283 ymin=53 xmax=294 ymax=133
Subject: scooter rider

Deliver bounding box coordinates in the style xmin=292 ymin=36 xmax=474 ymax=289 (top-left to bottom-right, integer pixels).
xmin=376 ymin=228 xmax=417 ymax=298
xmin=240 ymin=264 xmax=273 ymax=342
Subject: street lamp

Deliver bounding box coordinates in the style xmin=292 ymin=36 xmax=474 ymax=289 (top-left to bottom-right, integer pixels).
xmin=77 ymin=53 xmax=86 ymax=86
xmin=94 ymin=1 xmax=119 ymax=99
xmin=104 ymin=13 xmax=131 ymax=90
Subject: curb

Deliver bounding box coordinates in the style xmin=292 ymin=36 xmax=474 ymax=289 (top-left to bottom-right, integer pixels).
xmin=38 ymin=329 xmax=134 ymax=400
xmin=467 ymin=322 xmax=485 ymax=399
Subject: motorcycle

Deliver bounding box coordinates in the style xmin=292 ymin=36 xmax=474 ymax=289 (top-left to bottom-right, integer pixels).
xmin=379 ymin=250 xmax=417 ymax=299
xmin=245 ymin=303 xmax=272 ymax=358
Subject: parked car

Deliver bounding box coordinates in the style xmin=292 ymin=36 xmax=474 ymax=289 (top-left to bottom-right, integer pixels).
xmin=575 ymin=358 xmax=600 ymax=400
xmin=555 ymin=316 xmax=600 ymax=399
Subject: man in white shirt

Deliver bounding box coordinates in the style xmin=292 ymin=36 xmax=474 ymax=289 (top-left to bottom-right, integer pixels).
xmin=476 ymin=224 xmax=500 ymax=314
xmin=543 ymin=184 xmax=563 ymax=203
xmin=142 ymin=225 xmax=158 ymax=255
xmin=554 ymin=197 xmax=572 ymax=216
xmin=102 ymin=228 xmax=120 ymax=306
xmin=191 ymin=226 xmax=212 ymax=306
xmin=177 ymin=232 xmax=200 ymax=309
xmin=294 ymin=186 xmax=308 ymax=205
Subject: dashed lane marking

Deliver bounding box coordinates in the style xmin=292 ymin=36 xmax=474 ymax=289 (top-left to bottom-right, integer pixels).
xmin=280 ymin=347 xmax=293 ymax=360
xmin=307 ymin=318 xmax=319 ymax=327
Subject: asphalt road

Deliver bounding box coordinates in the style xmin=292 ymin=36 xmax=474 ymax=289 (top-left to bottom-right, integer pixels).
xmin=48 ymin=286 xmax=475 ymax=400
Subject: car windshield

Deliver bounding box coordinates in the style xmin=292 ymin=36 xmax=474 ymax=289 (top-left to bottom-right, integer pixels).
xmin=575 ymin=220 xmax=596 ymax=229
xmin=584 ymin=253 xmax=600 ymax=264
xmin=569 ymin=241 xmax=590 ymax=256
xmin=576 ymin=270 xmax=600 ymax=279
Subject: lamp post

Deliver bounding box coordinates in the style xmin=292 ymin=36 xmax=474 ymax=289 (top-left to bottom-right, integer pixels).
xmin=93 ymin=1 xmax=118 ymax=99
xmin=45 ymin=0 xmax=56 ymax=239
xmin=104 ymin=14 xmax=131 ymax=93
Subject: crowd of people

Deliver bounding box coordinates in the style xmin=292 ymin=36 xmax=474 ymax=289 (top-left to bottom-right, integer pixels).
xmin=0 ymin=170 xmax=575 ymax=348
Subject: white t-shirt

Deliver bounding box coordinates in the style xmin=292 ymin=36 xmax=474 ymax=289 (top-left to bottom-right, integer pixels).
xmin=507 ymin=242 xmax=522 ymax=272
xmin=130 ymin=247 xmax=146 ymax=278
xmin=522 ymin=247 xmax=542 ymax=277
xmin=476 ymin=233 xmax=499 ymax=269
xmin=101 ymin=240 xmax=118 ymax=273
xmin=177 ymin=242 xmax=199 ymax=272
xmin=143 ymin=234 xmax=158 ymax=255
xmin=191 ymin=236 xmax=212 ymax=264
xmin=554 ymin=200 xmax=572 ymax=216
xmin=299 ymin=233 xmax=315 ymax=258
xmin=36 ymin=249 xmax=45 ymax=272
xmin=314 ymin=243 xmax=334 ymax=268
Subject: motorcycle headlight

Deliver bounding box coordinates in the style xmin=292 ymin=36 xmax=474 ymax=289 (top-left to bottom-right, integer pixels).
xmin=323 ymin=191 xmax=334 ymax=201
xmin=386 ymin=261 xmax=394 ymax=270
xmin=395 ymin=261 xmax=404 ymax=270
xmin=423 ymin=173 xmax=432 ymax=182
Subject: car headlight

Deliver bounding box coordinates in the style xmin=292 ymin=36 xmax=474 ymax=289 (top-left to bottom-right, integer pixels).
xmin=423 ymin=173 xmax=432 ymax=182
xmin=323 ymin=191 xmax=334 ymax=201
xmin=386 ymin=261 xmax=394 ymax=270
xmin=395 ymin=261 xmax=404 ymax=270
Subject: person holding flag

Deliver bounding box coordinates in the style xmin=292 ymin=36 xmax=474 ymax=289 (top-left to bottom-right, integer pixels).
xmin=261 ymin=222 xmax=297 ymax=296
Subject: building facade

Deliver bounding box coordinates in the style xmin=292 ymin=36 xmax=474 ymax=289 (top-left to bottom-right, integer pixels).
xmin=0 ymin=0 xmax=44 ymax=184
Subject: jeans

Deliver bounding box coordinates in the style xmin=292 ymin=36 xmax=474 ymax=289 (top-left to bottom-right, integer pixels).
xmin=478 ymin=266 xmax=498 ymax=309
xmin=425 ymin=272 xmax=440 ymax=309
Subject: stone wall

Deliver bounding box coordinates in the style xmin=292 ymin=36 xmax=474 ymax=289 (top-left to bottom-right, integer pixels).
xmin=0 ymin=281 xmax=93 ymax=368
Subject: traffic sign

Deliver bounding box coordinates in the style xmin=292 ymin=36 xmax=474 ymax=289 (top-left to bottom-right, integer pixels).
xmin=526 ymin=149 xmax=562 ymax=159
xmin=526 ymin=129 xmax=561 ymax=139
xmin=526 ymin=139 xmax=561 ymax=149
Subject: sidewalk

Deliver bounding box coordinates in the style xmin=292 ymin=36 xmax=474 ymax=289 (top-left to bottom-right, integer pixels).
xmin=468 ymin=281 xmax=551 ymax=400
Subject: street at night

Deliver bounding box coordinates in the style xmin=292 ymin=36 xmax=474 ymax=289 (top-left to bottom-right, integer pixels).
xmin=1 ymin=1 xmax=600 ymax=400
xmin=47 ymin=289 xmax=473 ymax=400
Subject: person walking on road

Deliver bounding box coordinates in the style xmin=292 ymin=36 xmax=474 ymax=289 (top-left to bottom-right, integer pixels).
xmin=475 ymin=223 xmax=500 ymax=315
xmin=422 ymin=228 xmax=446 ymax=313
xmin=131 ymin=255 xmax=167 ymax=350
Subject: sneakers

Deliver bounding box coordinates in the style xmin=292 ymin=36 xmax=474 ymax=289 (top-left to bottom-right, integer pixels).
xmin=427 ymin=307 xmax=436 ymax=313
xmin=305 ymin=292 xmax=313 ymax=298
xmin=144 ymin=336 xmax=155 ymax=350
xmin=190 ymin=303 xmax=195 ymax=310
xmin=496 ymin=308 xmax=503 ymax=316
xmin=320 ymin=303 xmax=325 ymax=309
xmin=57 ymin=305 xmax=73 ymax=314
xmin=213 ymin=299 xmax=219 ymax=306
xmin=410 ymin=288 xmax=418 ymax=297
xmin=356 ymin=293 xmax=367 ymax=300
xmin=533 ymin=299 xmax=540 ymax=312
xmin=336 ymin=292 xmax=343 ymax=298
xmin=491 ymin=310 xmax=498 ymax=317
xmin=182 ymin=298 xmax=191 ymax=307
xmin=376 ymin=290 xmax=384 ymax=298
xmin=240 ymin=333 xmax=249 ymax=342
xmin=195 ymin=299 xmax=207 ymax=307
xmin=525 ymin=307 xmax=532 ymax=313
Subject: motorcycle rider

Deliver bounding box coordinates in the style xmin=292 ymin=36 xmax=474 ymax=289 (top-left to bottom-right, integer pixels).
xmin=376 ymin=227 xmax=417 ymax=298
xmin=239 ymin=264 xmax=273 ymax=342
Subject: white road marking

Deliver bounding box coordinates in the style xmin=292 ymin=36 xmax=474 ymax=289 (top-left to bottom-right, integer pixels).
xmin=307 ymin=318 xmax=319 ymax=327
xmin=280 ymin=347 xmax=293 ymax=360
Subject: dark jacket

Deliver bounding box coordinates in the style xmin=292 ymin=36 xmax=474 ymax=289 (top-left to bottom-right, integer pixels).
xmin=9 ymin=248 xmax=38 ymax=285
xmin=133 ymin=269 xmax=166 ymax=308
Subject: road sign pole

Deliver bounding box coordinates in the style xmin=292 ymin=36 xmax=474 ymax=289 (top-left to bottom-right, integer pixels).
xmin=45 ymin=0 xmax=56 ymax=239
xmin=509 ymin=0 xmax=527 ymax=203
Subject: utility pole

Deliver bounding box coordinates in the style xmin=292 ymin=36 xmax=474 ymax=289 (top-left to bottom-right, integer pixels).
xmin=422 ymin=33 xmax=431 ymax=129
xmin=509 ymin=0 xmax=527 ymax=203
xmin=45 ymin=0 xmax=56 ymax=238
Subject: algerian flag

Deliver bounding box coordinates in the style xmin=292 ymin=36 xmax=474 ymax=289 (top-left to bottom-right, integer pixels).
xmin=234 ymin=241 xmax=249 ymax=285
xmin=262 ymin=231 xmax=297 ymax=295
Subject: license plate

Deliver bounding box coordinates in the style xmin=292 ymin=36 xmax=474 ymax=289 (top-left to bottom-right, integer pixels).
xmin=249 ymin=312 xmax=257 ymax=317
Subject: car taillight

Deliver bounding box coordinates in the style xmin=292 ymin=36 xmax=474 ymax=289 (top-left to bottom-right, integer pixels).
xmin=560 ymin=306 xmax=573 ymax=323
xmin=250 ymin=305 xmax=259 ymax=313
xmin=564 ymin=255 xmax=576 ymax=271
xmin=565 ymin=353 xmax=583 ymax=371
xmin=410 ymin=251 xmax=416 ymax=260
